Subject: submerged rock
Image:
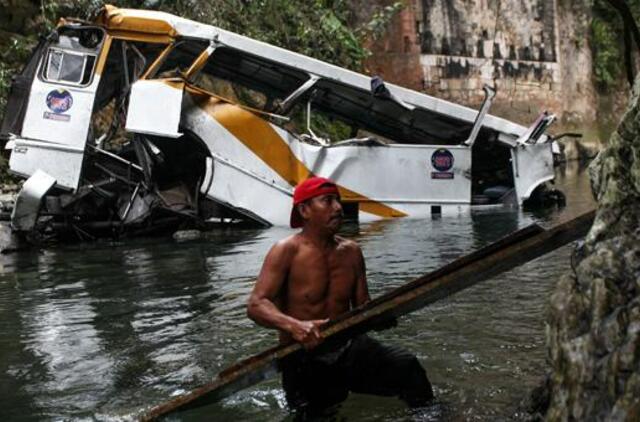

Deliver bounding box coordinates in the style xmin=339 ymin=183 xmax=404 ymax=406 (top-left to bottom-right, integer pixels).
xmin=544 ymin=78 xmax=640 ymax=419
xmin=172 ymin=229 xmax=202 ymax=242
xmin=0 ymin=223 xmax=23 ymax=253
xmin=557 ymin=138 xmax=599 ymax=163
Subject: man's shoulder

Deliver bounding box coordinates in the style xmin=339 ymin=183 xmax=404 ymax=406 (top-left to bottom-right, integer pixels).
xmin=264 ymin=235 xmax=301 ymax=268
xmin=272 ymin=234 xmax=302 ymax=254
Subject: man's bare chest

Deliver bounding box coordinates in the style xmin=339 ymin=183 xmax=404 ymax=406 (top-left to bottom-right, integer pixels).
xmin=287 ymin=252 xmax=355 ymax=304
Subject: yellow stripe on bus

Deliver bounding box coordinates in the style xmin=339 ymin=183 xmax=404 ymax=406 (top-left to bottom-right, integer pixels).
xmin=193 ymin=94 xmax=407 ymax=219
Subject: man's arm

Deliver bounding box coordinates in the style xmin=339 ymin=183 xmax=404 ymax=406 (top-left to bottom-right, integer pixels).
xmin=247 ymin=239 xmax=327 ymax=349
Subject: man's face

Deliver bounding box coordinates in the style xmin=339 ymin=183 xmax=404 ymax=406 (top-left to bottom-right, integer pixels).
xmin=300 ymin=193 xmax=343 ymax=232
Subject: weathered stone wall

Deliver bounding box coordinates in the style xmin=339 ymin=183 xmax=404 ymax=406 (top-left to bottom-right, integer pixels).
xmin=419 ymin=0 xmax=556 ymax=61
xmin=419 ymin=0 xmax=557 ymax=123
xmin=364 ymin=0 xmax=596 ymax=126
xmin=544 ymin=77 xmax=640 ymax=420
xmin=357 ymin=0 xmax=424 ymax=91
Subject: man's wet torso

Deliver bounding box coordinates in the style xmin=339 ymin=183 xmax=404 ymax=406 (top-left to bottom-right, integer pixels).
xmin=278 ymin=234 xmax=360 ymax=343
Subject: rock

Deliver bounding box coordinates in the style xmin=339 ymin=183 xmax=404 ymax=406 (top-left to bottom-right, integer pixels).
xmin=172 ymin=229 xmax=202 ymax=242
xmin=558 ymin=138 xmax=599 ymax=162
xmin=543 ymin=77 xmax=640 ymax=419
xmin=0 ymin=192 xmax=16 ymax=213
xmin=0 ymin=184 xmax=19 ymax=193
xmin=0 ymin=222 xmax=23 ymax=253
xmin=523 ymin=375 xmax=552 ymax=421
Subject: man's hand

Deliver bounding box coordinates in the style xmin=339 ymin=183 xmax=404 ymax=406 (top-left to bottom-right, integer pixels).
xmin=290 ymin=319 xmax=329 ymax=350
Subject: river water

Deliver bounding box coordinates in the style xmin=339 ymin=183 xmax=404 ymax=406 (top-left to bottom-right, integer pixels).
xmin=0 ymin=162 xmax=595 ymax=421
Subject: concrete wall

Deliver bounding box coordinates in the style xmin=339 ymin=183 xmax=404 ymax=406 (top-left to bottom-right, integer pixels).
xmin=365 ymin=0 xmax=596 ymax=126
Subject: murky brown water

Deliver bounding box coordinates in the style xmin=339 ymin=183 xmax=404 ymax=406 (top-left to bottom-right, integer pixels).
xmin=0 ymin=162 xmax=595 ymax=421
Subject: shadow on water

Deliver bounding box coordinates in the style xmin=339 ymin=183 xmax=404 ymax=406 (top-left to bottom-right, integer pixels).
xmin=0 ymin=162 xmax=595 ymax=421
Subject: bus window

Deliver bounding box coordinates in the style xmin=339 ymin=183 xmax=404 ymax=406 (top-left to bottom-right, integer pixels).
xmin=44 ymin=49 xmax=96 ymax=85
xmin=41 ymin=27 xmax=103 ymax=87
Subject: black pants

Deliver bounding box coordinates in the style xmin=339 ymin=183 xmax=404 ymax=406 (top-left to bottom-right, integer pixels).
xmin=280 ymin=334 xmax=434 ymax=413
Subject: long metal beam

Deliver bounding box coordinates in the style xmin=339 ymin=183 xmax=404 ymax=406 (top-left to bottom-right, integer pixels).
xmin=140 ymin=209 xmax=596 ymax=421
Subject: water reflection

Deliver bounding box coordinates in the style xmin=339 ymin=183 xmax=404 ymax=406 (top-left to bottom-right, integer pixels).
xmin=0 ymin=164 xmax=595 ymax=421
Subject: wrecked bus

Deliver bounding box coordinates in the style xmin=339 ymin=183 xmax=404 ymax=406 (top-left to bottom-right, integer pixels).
xmin=0 ymin=5 xmax=559 ymax=240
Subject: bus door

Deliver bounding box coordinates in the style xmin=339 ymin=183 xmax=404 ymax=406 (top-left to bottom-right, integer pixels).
xmin=11 ymin=26 xmax=109 ymax=190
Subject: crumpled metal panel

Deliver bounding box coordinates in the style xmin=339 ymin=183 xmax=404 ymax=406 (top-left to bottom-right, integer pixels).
xmin=11 ymin=169 xmax=57 ymax=231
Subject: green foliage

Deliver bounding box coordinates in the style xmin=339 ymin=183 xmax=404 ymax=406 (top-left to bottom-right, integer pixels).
xmin=592 ymin=18 xmax=619 ymax=88
xmin=311 ymin=115 xmax=353 ymax=142
xmin=281 ymin=101 xmax=354 ymax=144
xmin=363 ymin=2 xmax=405 ymax=40
xmin=591 ymin=0 xmax=640 ymax=90
xmin=0 ymin=34 xmax=36 ymax=121
xmin=20 ymin=1 xmax=148 ymax=32
xmin=0 ymin=65 xmax=11 ymax=119
xmin=0 ymin=34 xmax=36 ymax=182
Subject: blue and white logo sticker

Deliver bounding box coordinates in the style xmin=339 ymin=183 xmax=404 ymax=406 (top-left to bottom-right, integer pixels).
xmin=431 ymin=148 xmax=454 ymax=172
xmin=46 ymin=89 xmax=73 ymax=113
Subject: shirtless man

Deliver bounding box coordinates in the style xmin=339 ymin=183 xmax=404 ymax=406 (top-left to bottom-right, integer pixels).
xmin=247 ymin=176 xmax=433 ymax=413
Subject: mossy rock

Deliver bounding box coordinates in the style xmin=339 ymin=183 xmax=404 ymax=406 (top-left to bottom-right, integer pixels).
xmin=544 ymin=76 xmax=640 ymax=420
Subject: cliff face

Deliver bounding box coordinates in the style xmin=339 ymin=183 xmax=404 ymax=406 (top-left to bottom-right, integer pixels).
xmin=544 ymin=78 xmax=640 ymax=419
